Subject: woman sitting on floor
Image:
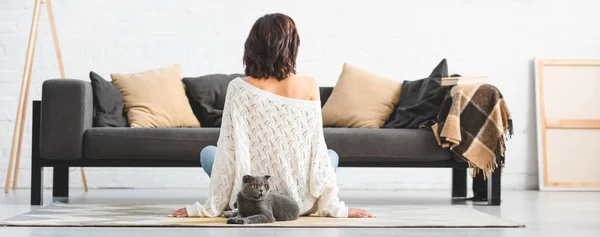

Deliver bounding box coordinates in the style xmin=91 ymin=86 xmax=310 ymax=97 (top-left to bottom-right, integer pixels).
xmin=169 ymin=13 xmax=374 ymax=219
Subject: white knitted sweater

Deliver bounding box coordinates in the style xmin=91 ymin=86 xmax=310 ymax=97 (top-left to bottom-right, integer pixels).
xmin=186 ymin=78 xmax=348 ymax=218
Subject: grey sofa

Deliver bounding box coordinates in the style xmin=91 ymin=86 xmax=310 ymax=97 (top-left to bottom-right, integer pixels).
xmin=30 ymin=79 xmax=501 ymax=206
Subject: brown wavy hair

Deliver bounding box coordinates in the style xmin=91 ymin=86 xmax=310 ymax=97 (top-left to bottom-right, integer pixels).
xmin=243 ymin=13 xmax=300 ymax=81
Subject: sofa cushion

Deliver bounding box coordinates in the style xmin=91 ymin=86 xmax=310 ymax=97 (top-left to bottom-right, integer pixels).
xmin=89 ymin=71 xmax=128 ymax=127
xmin=182 ymin=73 xmax=245 ymax=127
xmin=383 ymin=58 xmax=449 ymax=128
xmin=323 ymin=128 xmax=451 ymax=163
xmin=84 ymin=128 xmax=219 ymax=160
xmin=84 ymin=127 xmax=451 ymax=163
xmin=322 ymin=63 xmax=402 ymax=128
xmin=319 ymin=87 xmax=333 ymax=107
xmin=110 ymin=64 xmax=200 ymax=128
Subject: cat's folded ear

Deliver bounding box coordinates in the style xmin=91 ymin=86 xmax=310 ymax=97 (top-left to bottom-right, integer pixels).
xmin=264 ymin=175 xmax=272 ymax=180
xmin=243 ymin=175 xmax=253 ymax=183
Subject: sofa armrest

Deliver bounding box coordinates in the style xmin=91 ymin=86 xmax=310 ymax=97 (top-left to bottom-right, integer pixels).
xmin=41 ymin=79 xmax=93 ymax=160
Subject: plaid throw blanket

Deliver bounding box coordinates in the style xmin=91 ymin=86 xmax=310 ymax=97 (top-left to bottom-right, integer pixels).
xmin=429 ymin=84 xmax=513 ymax=178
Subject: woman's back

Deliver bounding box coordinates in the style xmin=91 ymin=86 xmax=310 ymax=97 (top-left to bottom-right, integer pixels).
xmin=242 ymin=75 xmax=319 ymax=102
xmin=230 ymin=77 xmax=322 ymax=180
xmin=192 ymin=77 xmax=347 ymax=218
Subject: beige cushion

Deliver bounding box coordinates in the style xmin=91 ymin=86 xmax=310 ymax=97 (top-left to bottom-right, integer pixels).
xmin=111 ymin=64 xmax=200 ymax=128
xmin=322 ymin=63 xmax=402 ymax=128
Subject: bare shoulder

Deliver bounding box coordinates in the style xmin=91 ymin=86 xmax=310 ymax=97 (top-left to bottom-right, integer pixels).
xmin=290 ymin=75 xmax=318 ymax=86
xmin=290 ymin=75 xmax=320 ymax=100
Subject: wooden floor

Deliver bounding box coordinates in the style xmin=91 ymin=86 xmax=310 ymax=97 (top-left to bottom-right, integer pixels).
xmin=1 ymin=189 xmax=599 ymax=236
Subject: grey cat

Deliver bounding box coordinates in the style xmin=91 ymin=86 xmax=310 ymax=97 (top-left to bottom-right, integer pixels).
xmin=225 ymin=175 xmax=299 ymax=224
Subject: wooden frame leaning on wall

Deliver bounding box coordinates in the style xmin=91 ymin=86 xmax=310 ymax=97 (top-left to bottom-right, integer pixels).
xmin=534 ymin=58 xmax=600 ymax=191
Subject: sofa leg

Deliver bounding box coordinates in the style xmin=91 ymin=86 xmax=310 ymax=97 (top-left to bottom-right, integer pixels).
xmin=452 ymin=168 xmax=467 ymax=198
xmin=487 ymin=165 xmax=501 ymax=206
xmin=53 ymin=167 xmax=69 ymax=202
xmin=30 ymin=164 xmax=44 ymax=205
xmin=31 ymin=100 xmax=44 ymax=206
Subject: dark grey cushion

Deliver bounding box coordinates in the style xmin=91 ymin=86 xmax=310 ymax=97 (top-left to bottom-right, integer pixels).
xmin=89 ymin=71 xmax=128 ymax=127
xmin=182 ymin=73 xmax=244 ymax=127
xmin=41 ymin=79 xmax=93 ymax=160
xmin=83 ymin=127 xmax=450 ymax=163
xmin=323 ymin=128 xmax=451 ymax=163
xmin=319 ymin=87 xmax=333 ymax=107
xmin=84 ymin=128 xmax=220 ymax=160
xmin=383 ymin=58 xmax=449 ymax=129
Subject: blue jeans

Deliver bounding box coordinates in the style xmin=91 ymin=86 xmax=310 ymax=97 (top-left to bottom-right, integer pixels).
xmin=200 ymin=145 xmax=339 ymax=177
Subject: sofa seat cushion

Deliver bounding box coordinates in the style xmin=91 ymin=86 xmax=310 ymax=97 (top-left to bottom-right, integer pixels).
xmin=83 ymin=127 xmax=451 ymax=163
xmin=323 ymin=128 xmax=452 ymax=163
xmin=84 ymin=128 xmax=219 ymax=160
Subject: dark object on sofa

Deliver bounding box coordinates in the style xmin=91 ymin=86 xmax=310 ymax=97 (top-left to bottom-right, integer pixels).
xmin=384 ymin=59 xmax=448 ymax=128
xmin=89 ymin=71 xmax=128 ymax=127
xmin=183 ymin=73 xmax=245 ymax=127
xmin=31 ymin=79 xmax=502 ymax=206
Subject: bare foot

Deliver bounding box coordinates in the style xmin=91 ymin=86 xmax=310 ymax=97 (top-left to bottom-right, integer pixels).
xmin=348 ymin=208 xmax=375 ymax=218
xmin=168 ymin=207 xmax=188 ymax=218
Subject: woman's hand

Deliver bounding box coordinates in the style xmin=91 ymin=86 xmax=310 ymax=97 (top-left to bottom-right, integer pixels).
xmin=348 ymin=208 xmax=375 ymax=218
xmin=168 ymin=208 xmax=188 ymax=218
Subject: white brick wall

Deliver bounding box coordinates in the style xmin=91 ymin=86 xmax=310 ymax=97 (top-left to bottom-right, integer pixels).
xmin=1 ymin=0 xmax=600 ymax=191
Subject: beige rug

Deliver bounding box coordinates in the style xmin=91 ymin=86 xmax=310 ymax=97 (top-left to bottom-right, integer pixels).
xmin=0 ymin=202 xmax=524 ymax=228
